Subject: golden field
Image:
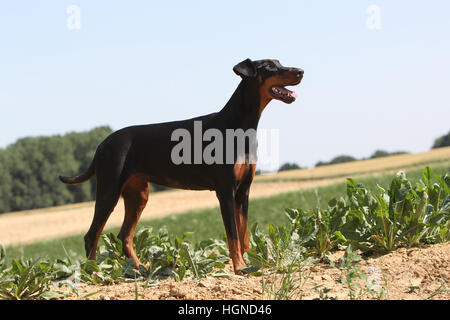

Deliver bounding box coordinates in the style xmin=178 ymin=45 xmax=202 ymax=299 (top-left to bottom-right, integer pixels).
xmin=0 ymin=146 xmax=449 ymax=246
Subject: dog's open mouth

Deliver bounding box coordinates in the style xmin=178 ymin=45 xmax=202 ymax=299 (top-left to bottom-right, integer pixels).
xmin=270 ymin=86 xmax=297 ymax=103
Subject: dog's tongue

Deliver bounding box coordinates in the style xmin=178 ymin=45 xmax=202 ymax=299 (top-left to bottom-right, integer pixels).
xmin=278 ymin=86 xmax=297 ymax=98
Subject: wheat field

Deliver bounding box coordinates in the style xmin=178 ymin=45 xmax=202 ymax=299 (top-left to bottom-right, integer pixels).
xmin=0 ymin=146 xmax=448 ymax=246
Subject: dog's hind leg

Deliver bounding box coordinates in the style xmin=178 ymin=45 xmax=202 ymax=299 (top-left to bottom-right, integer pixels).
xmin=84 ymin=178 xmax=121 ymax=261
xmin=117 ymin=175 xmax=150 ymax=268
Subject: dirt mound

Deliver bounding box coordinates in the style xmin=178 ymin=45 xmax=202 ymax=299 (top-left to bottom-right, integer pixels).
xmin=63 ymin=242 xmax=449 ymax=300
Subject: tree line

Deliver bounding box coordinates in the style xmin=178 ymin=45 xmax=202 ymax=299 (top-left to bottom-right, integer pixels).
xmin=278 ymin=130 xmax=450 ymax=172
xmin=0 ymin=127 xmax=113 ymax=214
xmin=1 ymin=128 xmax=449 ymax=213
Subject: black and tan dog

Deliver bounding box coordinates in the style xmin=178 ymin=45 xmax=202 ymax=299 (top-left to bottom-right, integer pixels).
xmin=60 ymin=58 xmax=303 ymax=274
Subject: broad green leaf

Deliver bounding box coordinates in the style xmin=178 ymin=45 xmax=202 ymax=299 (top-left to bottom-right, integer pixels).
xmin=423 ymin=166 xmax=433 ymax=187
xmin=0 ymin=245 xmax=5 ymax=267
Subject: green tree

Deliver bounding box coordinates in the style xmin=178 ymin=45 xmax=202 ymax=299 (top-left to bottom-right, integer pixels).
xmin=0 ymin=126 xmax=113 ymax=214
xmin=369 ymin=150 xmax=408 ymax=159
xmin=4 ymin=136 xmax=78 ymax=211
xmin=316 ymin=155 xmax=357 ymax=167
xmin=0 ymin=150 xmax=13 ymax=212
xmin=278 ymin=162 xmax=302 ymax=172
xmin=432 ymin=130 xmax=450 ymax=149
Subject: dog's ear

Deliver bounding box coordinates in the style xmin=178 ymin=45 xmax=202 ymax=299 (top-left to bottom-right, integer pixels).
xmin=233 ymin=58 xmax=257 ymax=79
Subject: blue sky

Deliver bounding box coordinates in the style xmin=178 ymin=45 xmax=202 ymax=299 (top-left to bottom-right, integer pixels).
xmin=1 ymin=1 xmax=449 ymax=169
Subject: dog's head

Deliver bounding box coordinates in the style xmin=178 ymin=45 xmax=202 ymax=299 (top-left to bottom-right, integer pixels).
xmin=233 ymin=58 xmax=303 ymax=104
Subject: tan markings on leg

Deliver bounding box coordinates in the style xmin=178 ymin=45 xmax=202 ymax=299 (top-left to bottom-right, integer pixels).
xmin=118 ymin=175 xmax=149 ymax=268
xmin=234 ymin=164 xmax=255 ymax=255
xmin=227 ymin=236 xmax=247 ymax=274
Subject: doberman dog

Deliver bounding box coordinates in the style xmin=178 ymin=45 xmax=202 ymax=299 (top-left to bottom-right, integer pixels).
xmin=59 ymin=58 xmax=303 ymax=274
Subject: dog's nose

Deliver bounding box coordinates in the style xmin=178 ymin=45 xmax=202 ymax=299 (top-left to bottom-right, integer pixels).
xmin=290 ymin=68 xmax=304 ymax=78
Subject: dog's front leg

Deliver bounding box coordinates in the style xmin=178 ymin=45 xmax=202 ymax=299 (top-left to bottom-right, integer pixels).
xmin=235 ymin=187 xmax=250 ymax=255
xmin=216 ymin=189 xmax=247 ymax=274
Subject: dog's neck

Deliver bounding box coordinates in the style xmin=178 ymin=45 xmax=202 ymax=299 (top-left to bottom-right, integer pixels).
xmin=219 ymin=80 xmax=269 ymax=130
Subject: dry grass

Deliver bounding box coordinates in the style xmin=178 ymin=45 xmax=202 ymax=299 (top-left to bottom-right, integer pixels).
xmin=0 ymin=146 xmax=449 ymax=246
xmin=255 ymin=146 xmax=450 ymax=182
xmin=0 ymin=179 xmax=343 ymax=246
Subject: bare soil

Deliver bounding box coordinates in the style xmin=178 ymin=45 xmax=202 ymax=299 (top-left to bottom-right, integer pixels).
xmin=62 ymin=242 xmax=450 ymax=300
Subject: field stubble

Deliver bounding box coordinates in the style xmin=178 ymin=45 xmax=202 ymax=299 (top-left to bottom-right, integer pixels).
xmin=1 ymin=146 xmax=449 ymax=246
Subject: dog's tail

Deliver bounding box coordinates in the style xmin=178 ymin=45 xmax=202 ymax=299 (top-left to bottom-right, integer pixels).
xmin=59 ymin=160 xmax=95 ymax=185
